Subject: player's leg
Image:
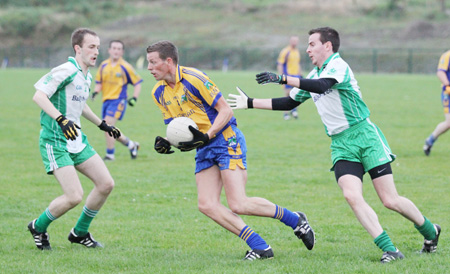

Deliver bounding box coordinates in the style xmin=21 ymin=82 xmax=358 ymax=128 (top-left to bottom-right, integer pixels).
xmin=371 ymin=171 xmax=440 ymax=253
xmin=283 ymin=86 xmax=291 ymax=120
xmin=28 ymin=165 xmax=84 ymax=250
xmin=221 ymin=167 xmax=315 ymax=250
xmin=423 ymin=91 xmax=450 ymax=155
xmin=68 ymin=153 xmax=114 ymax=248
xmin=103 ymin=100 xmax=139 ymax=160
xmin=335 ymin=160 xmax=403 ymax=263
xmin=424 ymin=112 xmax=450 ymax=156
xmin=196 ymin=166 xmax=273 ymax=260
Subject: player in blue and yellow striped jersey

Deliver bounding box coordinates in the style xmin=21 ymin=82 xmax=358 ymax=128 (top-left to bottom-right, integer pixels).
xmin=423 ymin=49 xmax=450 ymax=155
xmin=146 ymin=40 xmax=315 ymax=260
xmin=277 ymin=36 xmax=302 ymax=120
xmin=93 ymin=40 xmax=142 ymax=161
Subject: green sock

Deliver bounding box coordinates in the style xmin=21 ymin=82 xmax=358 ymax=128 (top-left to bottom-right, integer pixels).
xmin=374 ymin=231 xmax=397 ymax=252
xmin=414 ymin=216 xmax=436 ymax=240
xmin=73 ymin=206 xmax=98 ymax=236
xmin=35 ymin=208 xmax=56 ymax=233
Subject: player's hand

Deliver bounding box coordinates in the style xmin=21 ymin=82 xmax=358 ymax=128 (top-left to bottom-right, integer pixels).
xmin=98 ymin=120 xmax=121 ymax=139
xmin=91 ymin=91 xmax=99 ymax=101
xmin=178 ymin=126 xmax=209 ymax=151
xmin=56 ymin=115 xmax=80 ymax=141
xmin=256 ymin=71 xmax=287 ymax=85
xmin=154 ymin=136 xmax=174 ymax=154
xmin=128 ymin=97 xmax=137 ymax=107
xmin=227 ymin=86 xmax=253 ymax=109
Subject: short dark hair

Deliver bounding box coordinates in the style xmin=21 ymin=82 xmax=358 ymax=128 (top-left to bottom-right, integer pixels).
xmin=71 ymin=28 xmax=98 ymax=53
xmin=146 ymin=40 xmax=178 ymax=65
xmin=109 ymin=40 xmax=124 ymax=50
xmin=308 ymin=27 xmax=340 ymax=53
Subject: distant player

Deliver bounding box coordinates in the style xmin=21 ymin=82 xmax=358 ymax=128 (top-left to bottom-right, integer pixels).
xmin=277 ymin=36 xmax=302 ymax=120
xmin=423 ymin=49 xmax=450 ymax=155
xmin=92 ymin=40 xmax=142 ymax=161
xmin=29 ymin=28 xmax=121 ymax=250
xmin=146 ymin=40 xmax=315 ymax=260
xmin=228 ymin=27 xmax=441 ymax=263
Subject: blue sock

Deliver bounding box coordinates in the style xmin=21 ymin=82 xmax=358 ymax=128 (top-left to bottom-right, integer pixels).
xmin=273 ymin=205 xmax=299 ymax=230
xmin=426 ymin=135 xmax=436 ymax=146
xmin=239 ymin=226 xmax=269 ymax=250
xmin=106 ymin=148 xmax=115 ymax=155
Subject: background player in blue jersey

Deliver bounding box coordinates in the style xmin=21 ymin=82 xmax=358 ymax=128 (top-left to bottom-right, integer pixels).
xmin=29 ymin=28 xmax=121 ymax=250
xmin=423 ymin=49 xmax=450 ymax=155
xmin=93 ymin=40 xmax=142 ymax=161
xmin=146 ymin=40 xmax=315 ymax=260
xmin=228 ymin=27 xmax=440 ymax=263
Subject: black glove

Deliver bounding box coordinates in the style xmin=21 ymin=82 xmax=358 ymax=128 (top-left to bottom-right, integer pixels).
xmin=256 ymin=71 xmax=287 ymax=85
xmin=154 ymin=136 xmax=174 ymax=154
xmin=56 ymin=115 xmax=80 ymax=141
xmin=128 ymin=97 xmax=137 ymax=106
xmin=98 ymin=120 xmax=121 ymax=139
xmin=178 ymin=126 xmax=210 ymax=152
xmin=91 ymin=91 xmax=99 ymax=101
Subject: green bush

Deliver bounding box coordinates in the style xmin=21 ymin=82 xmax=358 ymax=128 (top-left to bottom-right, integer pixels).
xmin=0 ymin=8 xmax=42 ymax=38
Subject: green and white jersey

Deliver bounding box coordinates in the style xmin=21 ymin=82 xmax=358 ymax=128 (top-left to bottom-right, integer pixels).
xmin=34 ymin=57 xmax=92 ymax=153
xmin=290 ymin=53 xmax=370 ymax=136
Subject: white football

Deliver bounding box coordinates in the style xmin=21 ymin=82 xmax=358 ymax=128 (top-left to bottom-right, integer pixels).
xmin=166 ymin=117 xmax=199 ymax=147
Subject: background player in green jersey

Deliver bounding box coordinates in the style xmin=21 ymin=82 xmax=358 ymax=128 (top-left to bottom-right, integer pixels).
xmin=228 ymin=27 xmax=441 ymax=263
xmin=423 ymin=49 xmax=450 ymax=155
xmin=28 ymin=28 xmax=121 ymax=250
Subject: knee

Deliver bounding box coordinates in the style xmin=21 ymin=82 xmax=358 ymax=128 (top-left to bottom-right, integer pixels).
xmin=381 ymin=197 xmax=399 ymax=211
xmin=97 ymin=179 xmax=115 ymax=196
xmin=342 ymin=191 xmax=363 ymax=208
xmin=66 ymin=192 xmax=84 ymax=208
xmin=198 ymin=200 xmax=217 ymax=217
xmin=228 ymin=201 xmax=247 ymax=215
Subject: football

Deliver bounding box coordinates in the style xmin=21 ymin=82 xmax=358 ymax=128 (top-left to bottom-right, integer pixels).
xmin=166 ymin=117 xmax=199 ymax=147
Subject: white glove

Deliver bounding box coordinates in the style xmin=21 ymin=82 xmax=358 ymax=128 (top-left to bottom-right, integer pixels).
xmin=227 ymin=86 xmax=250 ymax=109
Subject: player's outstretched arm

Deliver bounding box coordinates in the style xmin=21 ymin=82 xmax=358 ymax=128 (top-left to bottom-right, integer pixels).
xmin=256 ymin=71 xmax=300 ymax=87
xmin=227 ymin=87 xmax=274 ymax=110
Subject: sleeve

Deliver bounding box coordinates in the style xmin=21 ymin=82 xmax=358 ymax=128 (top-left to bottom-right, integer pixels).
xmin=185 ymin=69 xmax=222 ymax=108
xmin=277 ymin=48 xmax=287 ymax=65
xmin=34 ymin=65 xmax=70 ymax=98
xmin=124 ymin=63 xmax=143 ymax=86
xmin=437 ymin=52 xmax=450 ymax=72
xmin=152 ymin=84 xmax=172 ymax=125
xmin=289 ymin=87 xmax=311 ymax=103
xmin=321 ymin=59 xmax=347 ymax=84
xmin=95 ymin=64 xmax=103 ymax=84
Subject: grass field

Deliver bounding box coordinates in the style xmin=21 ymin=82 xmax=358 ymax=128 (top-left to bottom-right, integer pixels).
xmin=0 ymin=69 xmax=449 ymax=273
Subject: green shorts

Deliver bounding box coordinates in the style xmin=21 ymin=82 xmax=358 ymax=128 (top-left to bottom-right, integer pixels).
xmin=330 ymin=118 xmax=395 ymax=172
xmin=39 ymin=134 xmax=97 ymax=174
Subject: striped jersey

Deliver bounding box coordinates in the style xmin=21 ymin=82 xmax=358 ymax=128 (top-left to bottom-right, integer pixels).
xmin=152 ymin=65 xmax=236 ymax=133
xmin=95 ymin=57 xmax=143 ymax=101
xmin=290 ymin=52 xmax=370 ymax=136
xmin=277 ymin=46 xmax=301 ymax=76
xmin=34 ymin=57 xmax=91 ymax=153
xmin=437 ymin=50 xmax=450 ymax=90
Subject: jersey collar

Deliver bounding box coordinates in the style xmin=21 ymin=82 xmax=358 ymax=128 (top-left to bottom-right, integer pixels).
xmin=68 ymin=56 xmax=90 ymax=78
xmin=316 ymin=52 xmax=340 ymax=76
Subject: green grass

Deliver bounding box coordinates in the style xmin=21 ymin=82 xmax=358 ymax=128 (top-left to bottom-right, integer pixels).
xmin=0 ymin=69 xmax=449 ymax=273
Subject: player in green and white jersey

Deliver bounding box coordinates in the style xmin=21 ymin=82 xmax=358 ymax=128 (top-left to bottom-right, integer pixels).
xmin=28 ymin=28 xmax=121 ymax=250
xmin=228 ymin=27 xmax=441 ymax=263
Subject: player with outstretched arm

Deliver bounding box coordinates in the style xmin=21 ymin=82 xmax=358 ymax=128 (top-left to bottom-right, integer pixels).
xmin=227 ymin=27 xmax=441 ymax=263
xmin=146 ymin=40 xmax=315 ymax=260
xmin=28 ymin=28 xmax=121 ymax=250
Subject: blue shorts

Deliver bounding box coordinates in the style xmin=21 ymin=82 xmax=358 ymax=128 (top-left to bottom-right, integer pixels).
xmin=441 ymin=87 xmax=450 ymax=114
xmin=195 ymin=125 xmax=247 ymax=174
xmin=102 ymin=98 xmax=127 ymax=120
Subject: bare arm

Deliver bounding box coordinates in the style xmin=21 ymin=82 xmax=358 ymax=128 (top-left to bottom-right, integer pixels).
xmin=132 ymin=82 xmax=142 ymax=99
xmin=437 ymin=70 xmax=450 ymax=86
xmin=33 ymin=90 xmax=62 ymax=119
xmin=208 ymin=96 xmax=234 ymax=138
xmin=82 ymin=103 xmax=102 ymax=126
